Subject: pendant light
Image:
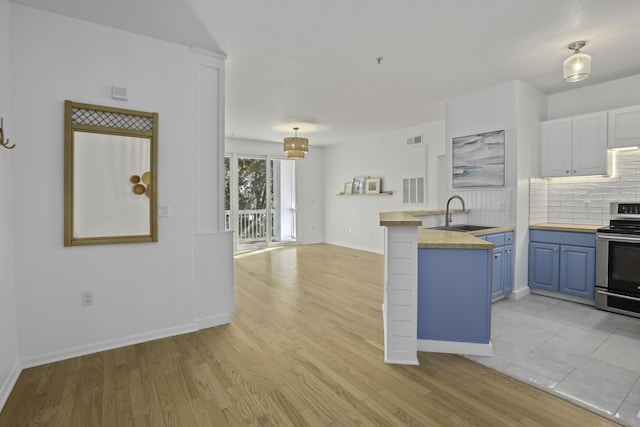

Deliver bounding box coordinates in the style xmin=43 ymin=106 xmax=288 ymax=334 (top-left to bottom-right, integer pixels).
xmin=283 ymin=127 xmax=309 ymax=160
xmin=563 ymin=41 xmax=591 ymax=83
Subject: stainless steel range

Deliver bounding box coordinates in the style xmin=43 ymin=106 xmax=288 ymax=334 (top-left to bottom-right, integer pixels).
xmin=595 ymin=202 xmax=640 ymax=318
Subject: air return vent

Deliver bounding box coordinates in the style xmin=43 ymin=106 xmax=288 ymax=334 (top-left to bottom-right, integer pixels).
xmin=402 ymin=177 xmax=425 ymax=204
xmin=406 ymin=135 xmax=423 ymax=146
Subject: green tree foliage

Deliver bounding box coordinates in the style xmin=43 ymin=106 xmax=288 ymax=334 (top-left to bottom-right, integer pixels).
xmin=237 ymin=158 xmax=267 ymax=210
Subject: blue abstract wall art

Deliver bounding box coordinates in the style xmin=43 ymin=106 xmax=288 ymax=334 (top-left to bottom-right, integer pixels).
xmin=452 ymin=130 xmax=505 ymax=187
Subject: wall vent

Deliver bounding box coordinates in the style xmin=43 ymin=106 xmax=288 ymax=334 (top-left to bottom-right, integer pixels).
xmin=406 ymin=134 xmax=423 ymax=146
xmin=402 ymin=177 xmax=425 ymax=204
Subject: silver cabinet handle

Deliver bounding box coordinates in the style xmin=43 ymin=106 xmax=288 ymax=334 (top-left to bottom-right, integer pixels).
xmin=596 ymin=290 xmax=640 ymax=302
xmin=553 ymin=247 xmax=559 ymax=252
xmin=597 ymin=234 xmax=640 ymax=242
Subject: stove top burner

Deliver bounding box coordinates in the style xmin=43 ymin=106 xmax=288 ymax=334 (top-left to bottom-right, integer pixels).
xmin=598 ymin=219 xmax=640 ymax=235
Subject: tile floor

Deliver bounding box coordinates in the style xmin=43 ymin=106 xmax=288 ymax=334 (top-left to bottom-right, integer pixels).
xmin=467 ymin=294 xmax=640 ymax=427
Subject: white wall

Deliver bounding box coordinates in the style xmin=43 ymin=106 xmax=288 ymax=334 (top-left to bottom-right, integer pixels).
xmin=514 ymin=82 xmax=547 ymax=295
xmin=445 ymin=81 xmax=519 ymax=226
xmin=324 ymin=122 xmax=445 ymax=254
xmin=547 ymin=74 xmax=640 ymax=120
xmin=0 ymin=0 xmax=20 ymax=410
xmin=10 ymin=5 xmax=231 ymax=366
xmin=226 ymin=137 xmax=325 ymax=245
xmin=445 ymin=80 xmax=546 ymax=296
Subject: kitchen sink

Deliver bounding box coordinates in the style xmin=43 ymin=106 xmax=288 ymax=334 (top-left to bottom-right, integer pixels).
xmin=428 ymin=224 xmax=494 ymax=232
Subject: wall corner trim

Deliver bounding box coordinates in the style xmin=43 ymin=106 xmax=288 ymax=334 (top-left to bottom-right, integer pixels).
xmin=0 ymin=362 xmax=23 ymax=413
xmin=191 ymin=46 xmax=227 ymax=60
xmin=194 ymin=312 xmax=233 ymax=330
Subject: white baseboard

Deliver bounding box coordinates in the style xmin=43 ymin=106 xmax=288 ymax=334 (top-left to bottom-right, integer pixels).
xmin=384 ymin=357 xmax=420 ymax=365
xmin=195 ymin=312 xmax=232 ymax=330
xmin=417 ymin=339 xmax=493 ymax=356
xmin=0 ymin=361 xmax=22 ymax=413
xmin=20 ymin=322 xmax=199 ymax=369
xmin=509 ymin=287 xmax=531 ymax=300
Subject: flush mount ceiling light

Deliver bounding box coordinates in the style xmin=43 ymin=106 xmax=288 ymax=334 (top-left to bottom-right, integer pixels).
xmin=563 ymin=41 xmax=592 ymax=83
xmin=283 ymin=127 xmax=309 ymax=160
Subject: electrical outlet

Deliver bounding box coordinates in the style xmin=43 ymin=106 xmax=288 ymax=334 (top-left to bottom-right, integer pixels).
xmin=81 ymin=290 xmax=94 ymax=306
xmin=583 ymin=200 xmax=590 ymax=209
xmin=158 ymin=205 xmax=170 ymax=218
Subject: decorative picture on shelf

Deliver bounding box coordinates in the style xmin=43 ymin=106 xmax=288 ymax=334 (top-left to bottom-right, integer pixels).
xmin=452 ymin=129 xmax=505 ymax=188
xmin=365 ymin=177 xmax=381 ymax=194
xmin=352 ymin=176 xmax=367 ymax=194
xmin=344 ymin=182 xmax=353 ymax=195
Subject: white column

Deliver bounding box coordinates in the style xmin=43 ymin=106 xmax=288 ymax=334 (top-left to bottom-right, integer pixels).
xmin=190 ymin=48 xmax=235 ymax=329
xmin=381 ymin=216 xmax=420 ymax=365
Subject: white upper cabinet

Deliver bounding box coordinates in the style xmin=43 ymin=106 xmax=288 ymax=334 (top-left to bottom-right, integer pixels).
xmin=608 ymin=105 xmax=640 ymax=149
xmin=540 ymin=118 xmax=572 ymax=177
xmin=540 ymin=112 xmax=608 ymax=177
xmin=572 ymin=112 xmax=608 ymax=175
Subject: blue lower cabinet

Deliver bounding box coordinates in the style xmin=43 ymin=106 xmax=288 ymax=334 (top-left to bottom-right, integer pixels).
xmin=491 ymin=247 xmax=504 ymax=300
xmin=485 ymin=232 xmax=514 ymax=300
xmin=529 ymin=242 xmax=560 ymax=291
xmin=417 ymin=248 xmax=491 ymax=344
xmin=504 ymin=245 xmax=513 ymax=294
xmin=529 ymin=230 xmax=595 ymax=300
xmin=559 ymin=244 xmax=595 ymax=299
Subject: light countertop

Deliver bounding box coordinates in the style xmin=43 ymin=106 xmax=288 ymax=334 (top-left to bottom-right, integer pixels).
xmin=530 ymin=223 xmax=601 ymax=233
xmin=379 ymin=212 xmax=422 ymax=227
xmin=418 ymin=229 xmax=495 ymax=249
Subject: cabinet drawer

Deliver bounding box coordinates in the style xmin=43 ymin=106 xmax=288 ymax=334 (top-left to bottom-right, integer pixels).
xmin=485 ymin=233 xmax=505 ymax=247
xmin=530 ymin=229 xmax=595 ymax=247
xmin=484 ymin=232 xmax=514 ymax=247
xmin=504 ymin=232 xmax=514 ymax=245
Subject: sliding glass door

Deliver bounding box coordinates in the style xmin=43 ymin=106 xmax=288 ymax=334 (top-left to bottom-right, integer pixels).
xmin=225 ymin=154 xmax=296 ymax=251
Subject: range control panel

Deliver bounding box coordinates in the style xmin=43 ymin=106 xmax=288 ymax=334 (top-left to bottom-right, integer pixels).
xmin=612 ymin=202 xmax=640 ymax=216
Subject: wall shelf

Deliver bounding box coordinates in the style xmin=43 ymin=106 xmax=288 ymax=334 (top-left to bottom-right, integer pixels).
xmin=337 ymin=191 xmax=393 ymax=196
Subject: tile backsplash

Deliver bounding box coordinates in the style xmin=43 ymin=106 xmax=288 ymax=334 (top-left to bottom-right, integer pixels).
xmin=531 ymin=149 xmax=640 ymax=226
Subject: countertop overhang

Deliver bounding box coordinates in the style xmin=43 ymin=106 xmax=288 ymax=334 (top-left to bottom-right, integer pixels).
xmin=380 ymin=211 xmax=513 ymax=249
xmin=530 ymin=223 xmax=600 ymax=233
xmin=418 ymin=229 xmax=495 ymax=249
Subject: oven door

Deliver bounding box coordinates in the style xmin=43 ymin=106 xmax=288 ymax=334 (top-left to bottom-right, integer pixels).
xmin=595 ymin=234 xmax=640 ymax=316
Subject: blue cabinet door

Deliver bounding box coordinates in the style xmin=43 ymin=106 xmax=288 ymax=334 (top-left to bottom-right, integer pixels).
xmin=559 ymin=244 xmax=595 ymax=299
xmin=529 ymin=242 xmax=560 ymax=291
xmin=504 ymin=245 xmax=513 ymax=294
xmin=491 ymin=247 xmax=505 ymax=300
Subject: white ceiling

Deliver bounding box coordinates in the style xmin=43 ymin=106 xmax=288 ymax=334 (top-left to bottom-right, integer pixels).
xmin=11 ymin=0 xmax=640 ymax=145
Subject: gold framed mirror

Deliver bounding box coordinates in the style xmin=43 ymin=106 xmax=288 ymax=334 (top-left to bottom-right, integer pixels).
xmin=64 ymin=100 xmax=158 ymax=246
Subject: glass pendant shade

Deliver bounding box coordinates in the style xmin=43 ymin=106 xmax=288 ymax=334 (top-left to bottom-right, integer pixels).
xmin=563 ymin=52 xmax=591 ymax=82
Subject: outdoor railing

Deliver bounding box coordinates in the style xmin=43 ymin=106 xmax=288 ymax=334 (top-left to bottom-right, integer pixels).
xmin=225 ymin=209 xmax=268 ymax=243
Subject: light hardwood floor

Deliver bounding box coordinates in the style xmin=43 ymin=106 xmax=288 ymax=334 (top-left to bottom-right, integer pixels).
xmin=0 ymin=244 xmax=620 ymax=426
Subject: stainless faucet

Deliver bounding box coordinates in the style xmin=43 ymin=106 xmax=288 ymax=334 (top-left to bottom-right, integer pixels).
xmin=445 ymin=195 xmax=466 ymax=227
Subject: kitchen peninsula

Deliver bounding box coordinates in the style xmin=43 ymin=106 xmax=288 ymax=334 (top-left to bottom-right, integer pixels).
xmin=379 ymin=211 xmax=513 ymax=365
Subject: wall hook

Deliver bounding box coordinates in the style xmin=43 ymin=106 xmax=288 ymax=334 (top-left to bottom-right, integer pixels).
xmin=1 ymin=117 xmax=16 ymax=149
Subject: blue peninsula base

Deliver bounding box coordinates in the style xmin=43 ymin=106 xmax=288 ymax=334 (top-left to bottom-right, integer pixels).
xmin=417 ymin=248 xmax=493 ymax=356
